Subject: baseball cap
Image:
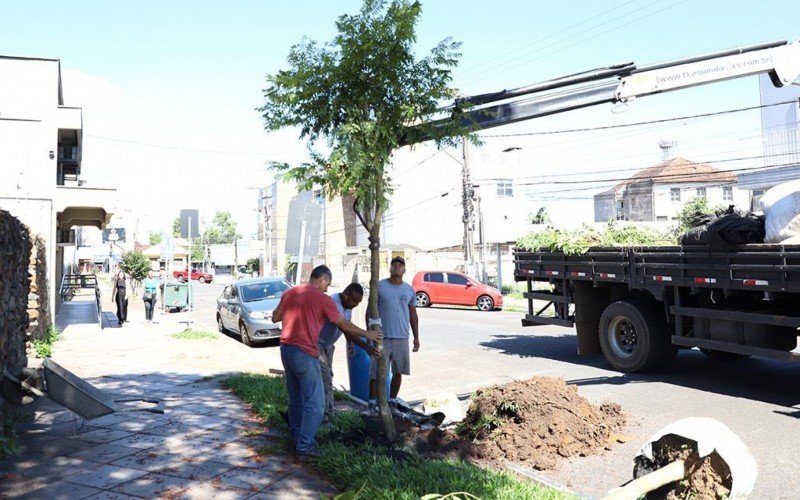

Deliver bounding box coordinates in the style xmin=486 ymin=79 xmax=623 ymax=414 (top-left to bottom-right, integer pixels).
xmin=390 ymin=256 xmax=405 ymax=265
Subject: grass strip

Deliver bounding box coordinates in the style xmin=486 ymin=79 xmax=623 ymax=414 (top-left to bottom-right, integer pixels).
xmin=226 ymin=373 xmax=569 ymax=500
xmin=169 ymin=329 xmax=219 ymax=341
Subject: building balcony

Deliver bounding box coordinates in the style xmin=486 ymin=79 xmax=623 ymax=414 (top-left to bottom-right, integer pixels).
xmin=55 ymin=185 xmax=117 ymax=230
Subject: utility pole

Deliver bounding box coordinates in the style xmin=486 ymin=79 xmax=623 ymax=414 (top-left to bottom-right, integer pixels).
xmin=476 ymin=194 xmax=487 ymax=283
xmin=461 ymin=140 xmax=475 ymax=276
xmin=261 ymin=190 xmax=272 ymax=277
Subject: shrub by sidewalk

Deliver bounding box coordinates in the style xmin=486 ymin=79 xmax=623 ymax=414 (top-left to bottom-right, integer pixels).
xmin=225 ymin=373 xmax=568 ymax=500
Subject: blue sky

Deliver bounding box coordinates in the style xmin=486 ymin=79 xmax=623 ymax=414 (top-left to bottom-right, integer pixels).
xmin=2 ymin=0 xmax=799 ymax=234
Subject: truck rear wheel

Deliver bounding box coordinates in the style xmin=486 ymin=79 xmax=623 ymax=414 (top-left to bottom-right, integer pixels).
xmin=598 ymin=300 xmax=674 ymax=373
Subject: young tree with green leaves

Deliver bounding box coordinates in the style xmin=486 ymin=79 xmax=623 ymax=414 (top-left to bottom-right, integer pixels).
xmin=259 ymin=0 xmax=472 ymax=438
xmin=205 ymin=211 xmax=241 ymax=244
xmin=120 ymin=251 xmax=151 ymax=283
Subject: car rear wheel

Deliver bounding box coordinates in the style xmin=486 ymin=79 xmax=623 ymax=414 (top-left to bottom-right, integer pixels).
xmin=240 ymin=322 xmax=253 ymax=347
xmin=199 ymin=276 xmax=206 ymax=283
xmin=177 ymin=275 xmax=186 ymax=283
xmin=477 ymin=295 xmax=494 ymax=311
xmin=415 ymin=292 xmax=431 ymax=308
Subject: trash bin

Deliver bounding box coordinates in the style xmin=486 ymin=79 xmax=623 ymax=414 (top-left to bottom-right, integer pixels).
xmin=347 ymin=339 xmax=390 ymax=402
xmin=163 ymin=281 xmax=191 ymax=311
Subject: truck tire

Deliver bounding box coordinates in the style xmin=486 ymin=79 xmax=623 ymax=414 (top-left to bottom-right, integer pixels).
xmin=177 ymin=275 xmax=186 ymax=283
xmin=598 ymin=300 xmax=674 ymax=373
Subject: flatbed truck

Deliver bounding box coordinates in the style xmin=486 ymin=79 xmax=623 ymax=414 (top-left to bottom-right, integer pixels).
xmin=514 ymin=245 xmax=800 ymax=371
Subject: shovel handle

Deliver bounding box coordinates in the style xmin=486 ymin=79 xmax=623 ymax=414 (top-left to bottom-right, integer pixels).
xmin=603 ymin=459 xmax=685 ymax=500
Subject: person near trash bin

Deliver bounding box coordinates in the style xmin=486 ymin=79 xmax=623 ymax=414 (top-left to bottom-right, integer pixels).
xmin=271 ymin=265 xmax=381 ymax=457
xmin=142 ymin=270 xmax=159 ymax=323
xmin=111 ymin=270 xmax=129 ymax=326
xmin=317 ymin=283 xmax=378 ymax=420
xmin=369 ymin=256 xmax=419 ymax=404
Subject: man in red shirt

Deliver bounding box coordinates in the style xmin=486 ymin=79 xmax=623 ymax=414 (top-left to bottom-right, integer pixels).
xmin=272 ymin=265 xmax=380 ymax=456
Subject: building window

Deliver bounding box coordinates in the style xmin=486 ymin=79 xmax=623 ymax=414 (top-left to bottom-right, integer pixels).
xmin=656 ymin=216 xmax=668 ymax=222
xmin=616 ymin=200 xmax=625 ymax=221
xmin=723 ymin=186 xmax=733 ymax=201
xmin=670 ymin=188 xmax=681 ymax=202
xmin=696 ymin=187 xmax=706 ymax=199
xmin=496 ymin=179 xmax=513 ymax=197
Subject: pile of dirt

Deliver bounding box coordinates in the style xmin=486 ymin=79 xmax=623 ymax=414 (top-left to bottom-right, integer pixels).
xmin=457 ymin=377 xmax=626 ymax=469
xmin=634 ymin=435 xmax=732 ymax=500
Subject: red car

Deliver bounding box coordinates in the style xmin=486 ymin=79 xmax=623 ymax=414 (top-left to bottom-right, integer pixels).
xmin=173 ymin=269 xmax=213 ymax=283
xmin=412 ymin=271 xmax=503 ymax=311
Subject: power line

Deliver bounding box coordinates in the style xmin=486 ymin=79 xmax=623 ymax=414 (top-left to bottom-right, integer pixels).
xmin=86 ymin=134 xmax=299 ymax=157
xmin=456 ymin=0 xmax=642 ymax=79
xmin=478 ymin=100 xmax=797 ymax=138
xmin=516 ymin=160 xmax=800 ymax=197
xmin=459 ymin=0 xmax=688 ymax=88
xmin=477 ymin=151 xmax=799 ymax=185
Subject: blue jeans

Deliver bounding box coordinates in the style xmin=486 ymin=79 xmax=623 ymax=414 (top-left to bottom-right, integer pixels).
xmin=280 ymin=344 xmax=324 ymax=454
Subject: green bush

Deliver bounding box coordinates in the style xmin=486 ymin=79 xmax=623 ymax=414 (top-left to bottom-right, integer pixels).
xmin=676 ymin=197 xmax=727 ymax=234
xmin=31 ymin=325 xmax=61 ymax=359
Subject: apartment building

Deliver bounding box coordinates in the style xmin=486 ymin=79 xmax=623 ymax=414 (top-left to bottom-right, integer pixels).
xmin=0 ymin=55 xmax=115 ymax=313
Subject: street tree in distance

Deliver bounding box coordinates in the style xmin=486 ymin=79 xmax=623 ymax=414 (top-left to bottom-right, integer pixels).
xmin=120 ymin=251 xmax=151 ymax=283
xmin=259 ymin=0 xmax=473 ymax=438
xmin=204 ymin=211 xmax=240 ymax=244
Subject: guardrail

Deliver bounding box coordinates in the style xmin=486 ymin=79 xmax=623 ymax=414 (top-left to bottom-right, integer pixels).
xmin=60 ymin=273 xmax=103 ymax=328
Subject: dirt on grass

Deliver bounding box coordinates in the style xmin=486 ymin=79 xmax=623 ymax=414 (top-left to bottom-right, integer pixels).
xmin=356 ymin=377 xmax=626 ymax=471
xmin=634 ymin=434 xmax=732 ymax=500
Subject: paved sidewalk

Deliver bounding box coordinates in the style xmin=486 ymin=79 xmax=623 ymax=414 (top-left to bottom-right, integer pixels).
xmin=0 ymin=296 xmax=336 ymax=499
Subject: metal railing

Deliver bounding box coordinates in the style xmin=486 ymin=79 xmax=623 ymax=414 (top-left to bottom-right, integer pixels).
xmin=60 ymin=274 xmax=103 ymax=329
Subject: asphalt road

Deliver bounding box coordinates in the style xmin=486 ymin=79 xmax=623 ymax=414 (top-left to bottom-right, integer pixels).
xmin=188 ymin=280 xmax=800 ymax=498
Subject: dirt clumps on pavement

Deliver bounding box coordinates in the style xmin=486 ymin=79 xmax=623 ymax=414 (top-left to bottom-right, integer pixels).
xmin=457 ymin=377 xmax=626 ymax=470
xmin=634 ymin=434 xmax=732 ymax=500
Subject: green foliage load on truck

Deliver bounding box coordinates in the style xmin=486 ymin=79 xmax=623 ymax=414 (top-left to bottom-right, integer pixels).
xmin=516 ymin=222 xmax=673 ymax=255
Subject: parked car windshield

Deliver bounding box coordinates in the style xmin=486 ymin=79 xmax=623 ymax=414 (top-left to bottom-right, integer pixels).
xmin=240 ymin=281 xmax=290 ymax=302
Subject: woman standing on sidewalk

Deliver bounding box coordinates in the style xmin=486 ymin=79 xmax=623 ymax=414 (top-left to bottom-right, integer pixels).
xmin=111 ymin=270 xmax=128 ymax=326
xmin=142 ymin=270 xmax=158 ymax=323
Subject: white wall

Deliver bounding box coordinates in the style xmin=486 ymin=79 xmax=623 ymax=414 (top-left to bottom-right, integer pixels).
xmin=0 ymin=57 xmax=63 ymax=316
xmin=652 ymin=184 xmax=750 ymax=221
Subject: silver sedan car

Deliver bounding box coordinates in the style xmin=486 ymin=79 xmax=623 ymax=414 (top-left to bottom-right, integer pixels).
xmin=216 ymin=277 xmax=290 ymax=346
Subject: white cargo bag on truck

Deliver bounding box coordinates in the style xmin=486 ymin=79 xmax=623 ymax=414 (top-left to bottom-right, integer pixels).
xmin=760 ymin=179 xmax=800 ymax=243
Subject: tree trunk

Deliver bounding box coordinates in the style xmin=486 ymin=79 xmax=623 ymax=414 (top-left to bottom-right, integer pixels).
xmin=367 ymin=217 xmax=395 ymax=440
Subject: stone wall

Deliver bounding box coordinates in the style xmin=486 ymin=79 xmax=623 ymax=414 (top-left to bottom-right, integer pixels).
xmin=0 ymin=210 xmax=32 ymax=378
xmin=26 ymin=235 xmax=50 ymax=344
xmin=1 ymin=210 xmax=33 ymax=444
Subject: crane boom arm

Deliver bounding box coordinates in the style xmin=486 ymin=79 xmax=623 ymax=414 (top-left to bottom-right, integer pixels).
xmin=418 ymin=39 xmax=800 ymax=140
